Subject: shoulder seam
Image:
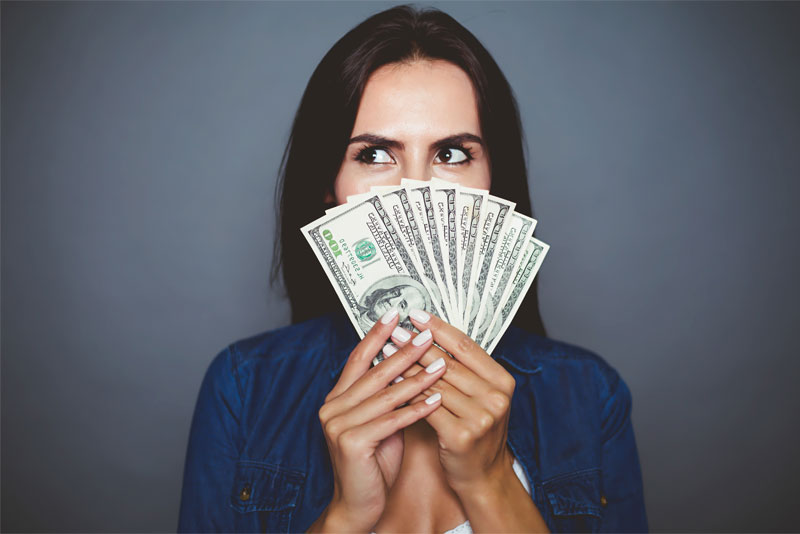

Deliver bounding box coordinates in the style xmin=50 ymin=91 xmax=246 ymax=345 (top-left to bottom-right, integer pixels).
xmin=227 ymin=343 xmax=246 ymax=407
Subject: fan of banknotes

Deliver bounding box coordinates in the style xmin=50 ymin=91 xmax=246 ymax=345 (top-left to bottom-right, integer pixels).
xmin=301 ymin=178 xmax=549 ymax=366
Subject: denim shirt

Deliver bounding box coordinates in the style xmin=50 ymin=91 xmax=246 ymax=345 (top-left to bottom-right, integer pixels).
xmin=178 ymin=312 xmax=648 ymax=533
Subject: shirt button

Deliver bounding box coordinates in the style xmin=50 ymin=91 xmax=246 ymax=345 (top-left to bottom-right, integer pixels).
xmin=239 ymin=484 xmax=251 ymax=501
xmin=600 ymin=495 xmax=608 ymax=507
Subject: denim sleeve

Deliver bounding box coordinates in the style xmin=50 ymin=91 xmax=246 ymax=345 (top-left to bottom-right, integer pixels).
xmin=598 ymin=370 xmax=649 ymax=533
xmin=178 ymin=346 xmax=243 ymax=532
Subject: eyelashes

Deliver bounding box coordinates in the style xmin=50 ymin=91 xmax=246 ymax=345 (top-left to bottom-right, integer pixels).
xmin=353 ymin=144 xmax=475 ymax=166
xmin=353 ymin=146 xmax=394 ymax=165
xmin=435 ymin=145 xmax=474 ymax=165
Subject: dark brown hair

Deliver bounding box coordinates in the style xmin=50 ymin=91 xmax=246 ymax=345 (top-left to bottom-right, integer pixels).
xmin=272 ymin=5 xmax=546 ymax=337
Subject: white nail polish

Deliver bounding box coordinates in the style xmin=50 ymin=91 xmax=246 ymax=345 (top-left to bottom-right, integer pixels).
xmin=382 ymin=344 xmax=398 ymax=358
xmin=392 ymin=327 xmax=411 ymax=342
xmin=425 ymin=392 xmax=442 ymax=405
xmin=412 ymin=329 xmax=432 ymax=347
xmin=425 ymin=357 xmax=445 ymax=373
xmin=381 ymin=308 xmax=399 ymax=324
xmin=393 ymin=375 xmax=404 ymax=384
xmin=409 ymin=308 xmax=430 ymax=323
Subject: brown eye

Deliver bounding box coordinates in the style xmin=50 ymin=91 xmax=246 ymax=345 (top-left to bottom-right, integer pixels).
xmin=357 ymin=147 xmax=393 ymax=164
xmin=435 ymin=147 xmax=469 ymax=164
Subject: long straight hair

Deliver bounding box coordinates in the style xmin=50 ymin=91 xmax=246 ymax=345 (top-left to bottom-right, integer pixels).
xmin=272 ymin=5 xmax=547 ymax=337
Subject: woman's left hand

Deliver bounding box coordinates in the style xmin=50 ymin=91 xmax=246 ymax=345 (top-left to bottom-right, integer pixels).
xmin=388 ymin=309 xmax=516 ymax=492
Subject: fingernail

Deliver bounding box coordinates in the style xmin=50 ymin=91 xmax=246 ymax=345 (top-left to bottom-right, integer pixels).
xmin=409 ymin=308 xmax=430 ymax=323
xmin=425 ymin=392 xmax=442 ymax=405
xmin=382 ymin=344 xmax=398 ymax=358
xmin=412 ymin=329 xmax=432 ymax=347
xmin=381 ymin=308 xmax=399 ymax=324
xmin=393 ymin=375 xmax=405 ymax=384
xmin=392 ymin=327 xmax=411 ymax=342
xmin=425 ymin=357 xmax=445 ymax=374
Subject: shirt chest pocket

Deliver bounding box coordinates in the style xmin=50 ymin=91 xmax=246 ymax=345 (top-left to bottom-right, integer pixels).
xmin=229 ymin=461 xmax=305 ymax=533
xmin=542 ymin=468 xmax=604 ymax=533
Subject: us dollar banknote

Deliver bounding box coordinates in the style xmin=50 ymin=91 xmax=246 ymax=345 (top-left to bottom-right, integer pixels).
xmin=464 ymin=195 xmax=515 ymax=336
xmin=402 ymin=179 xmax=459 ymax=322
xmin=301 ymin=195 xmax=446 ymax=342
xmin=472 ymin=212 xmax=536 ymax=347
xmin=303 ymin=182 xmax=549 ymax=362
xmin=456 ymin=185 xmax=488 ymax=328
xmin=481 ymin=237 xmax=549 ymax=354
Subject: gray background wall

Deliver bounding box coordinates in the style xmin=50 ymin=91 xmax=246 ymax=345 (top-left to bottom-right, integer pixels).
xmin=2 ymin=1 xmax=798 ymax=531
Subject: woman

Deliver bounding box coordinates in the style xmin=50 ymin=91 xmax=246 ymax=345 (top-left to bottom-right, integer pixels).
xmin=178 ymin=5 xmax=648 ymax=533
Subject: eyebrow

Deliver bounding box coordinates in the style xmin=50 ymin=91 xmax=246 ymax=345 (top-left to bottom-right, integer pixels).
xmin=348 ymin=132 xmax=484 ymax=151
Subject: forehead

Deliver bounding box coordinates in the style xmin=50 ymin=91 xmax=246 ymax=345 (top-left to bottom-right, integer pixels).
xmin=352 ymin=59 xmax=481 ymax=139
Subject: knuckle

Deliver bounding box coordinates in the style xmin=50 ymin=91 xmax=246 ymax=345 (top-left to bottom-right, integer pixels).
xmin=375 ymin=386 xmax=395 ymax=408
xmin=452 ymin=427 xmax=473 ymax=452
xmin=415 ymin=401 xmax=433 ymax=416
xmin=318 ymin=404 xmax=330 ymax=423
xmin=456 ymin=333 xmax=474 ymax=354
xmin=486 ymin=390 xmax=510 ymax=414
xmin=348 ymin=344 xmax=365 ymax=362
xmin=415 ymin=368 xmax=434 ymax=384
xmin=501 ymin=375 xmax=516 ymax=393
xmin=324 ymin=416 xmax=344 ymax=439
xmin=337 ymin=429 xmax=360 ymax=452
xmin=368 ymin=364 xmax=392 ymax=384
xmin=405 ymin=365 xmax=424 ymax=378
xmin=384 ymin=409 xmax=404 ymax=427
xmin=475 ymin=411 xmax=495 ymax=433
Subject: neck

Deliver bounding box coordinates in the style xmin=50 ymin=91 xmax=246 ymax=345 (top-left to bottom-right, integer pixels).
xmin=397 ymin=419 xmax=455 ymax=497
xmin=374 ymin=420 xmax=466 ymax=532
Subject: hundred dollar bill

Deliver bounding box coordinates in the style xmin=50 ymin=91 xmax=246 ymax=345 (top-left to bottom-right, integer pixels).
xmin=482 ymin=237 xmax=549 ymax=354
xmin=428 ymin=178 xmax=460 ymax=327
xmin=309 ymin=182 xmax=550 ymax=357
xmin=401 ymin=179 xmax=458 ymax=322
xmin=372 ymin=186 xmax=452 ymax=324
xmin=325 ymin=183 xmax=460 ymax=327
xmin=472 ymin=212 xmax=536 ymax=346
xmin=300 ymin=196 xmax=447 ymax=364
xmin=464 ymin=195 xmax=515 ymax=333
xmin=456 ymin=185 xmax=489 ymax=326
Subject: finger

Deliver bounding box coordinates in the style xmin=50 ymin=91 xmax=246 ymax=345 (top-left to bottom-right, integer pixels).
xmin=329 ymin=308 xmax=399 ymax=399
xmin=328 ymin=328 xmax=435 ymax=415
xmin=344 ymin=394 xmax=443 ymax=449
xmin=409 ymin=368 xmax=486 ymax=420
xmin=381 ymin=326 xmax=411 ymax=379
xmin=327 ymin=356 xmax=446 ymax=431
xmin=410 ymin=389 xmax=461 ymax=446
xmin=368 ymin=326 xmax=410 ymax=375
xmin=417 ymin=384 xmax=508 ymax=455
xmin=399 ymin=344 xmax=492 ymax=398
xmin=389 ymin=325 xmax=413 ymax=347
xmin=408 ymin=309 xmax=510 ymax=391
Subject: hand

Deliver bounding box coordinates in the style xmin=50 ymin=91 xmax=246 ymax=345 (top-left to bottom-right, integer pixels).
xmin=386 ymin=309 xmax=516 ymax=493
xmin=313 ymin=309 xmax=446 ymax=532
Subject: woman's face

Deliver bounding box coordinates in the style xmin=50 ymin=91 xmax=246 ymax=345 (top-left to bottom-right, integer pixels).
xmin=331 ymin=59 xmax=491 ymax=204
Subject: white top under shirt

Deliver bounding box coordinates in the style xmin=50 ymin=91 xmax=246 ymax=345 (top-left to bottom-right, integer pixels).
xmin=371 ymin=456 xmax=531 ymax=534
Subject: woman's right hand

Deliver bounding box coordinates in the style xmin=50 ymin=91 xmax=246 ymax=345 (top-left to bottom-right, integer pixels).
xmin=312 ymin=309 xmax=446 ymax=533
